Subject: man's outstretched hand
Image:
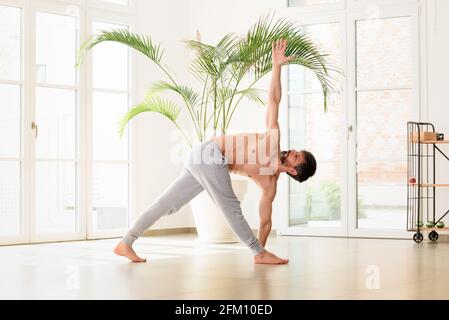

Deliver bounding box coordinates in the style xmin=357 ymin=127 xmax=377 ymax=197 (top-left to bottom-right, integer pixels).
xmin=272 ymin=39 xmax=295 ymax=67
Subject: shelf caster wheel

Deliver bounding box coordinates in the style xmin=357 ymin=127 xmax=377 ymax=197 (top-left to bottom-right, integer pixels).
xmin=429 ymin=231 xmax=439 ymax=242
xmin=413 ymin=232 xmax=424 ymax=243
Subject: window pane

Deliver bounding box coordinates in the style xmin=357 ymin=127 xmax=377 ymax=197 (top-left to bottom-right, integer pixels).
xmin=92 ymin=21 xmax=129 ymax=90
xmin=356 ymin=17 xmax=412 ymax=88
xmin=36 ymin=12 xmax=77 ymax=86
xmin=35 ymin=161 xmax=77 ymax=234
xmin=357 ymin=90 xmax=412 ymax=162
xmin=356 ymin=90 xmax=412 ymax=229
xmin=288 ymin=0 xmax=339 ymax=6
xmin=290 ymin=162 xmax=342 ymax=227
xmin=36 ymin=87 xmax=77 ymax=159
xmin=93 ymin=163 xmax=128 ymax=230
xmin=288 ymin=21 xmax=343 ymax=228
xmin=0 ymin=5 xmax=20 ymax=81
xmin=0 ymin=161 xmax=21 ymax=236
xmin=0 ymin=84 xmax=20 ymax=158
xmin=289 ymin=23 xmax=341 ymax=93
xmin=289 ymin=93 xmax=342 ymax=227
xmin=93 ymin=92 xmax=128 ymax=161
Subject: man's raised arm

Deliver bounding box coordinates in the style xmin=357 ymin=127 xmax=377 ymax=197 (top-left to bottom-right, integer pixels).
xmin=266 ymin=40 xmax=294 ymax=131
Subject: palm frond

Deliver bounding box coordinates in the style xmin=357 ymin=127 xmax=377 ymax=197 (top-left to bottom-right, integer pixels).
xmin=149 ymin=81 xmax=200 ymax=108
xmin=229 ymin=14 xmax=339 ymax=111
xmin=186 ymin=40 xmax=219 ymax=80
xmin=216 ymin=87 xmax=234 ymax=103
xmin=186 ymin=33 xmax=239 ymax=82
xmin=236 ymin=88 xmax=266 ymax=105
xmin=77 ymin=29 xmax=164 ymax=67
xmin=118 ymin=95 xmax=181 ymax=138
xmin=217 ymin=87 xmax=266 ymax=105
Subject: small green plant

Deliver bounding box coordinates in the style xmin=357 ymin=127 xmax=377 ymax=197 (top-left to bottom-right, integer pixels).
xmin=305 ymin=182 xmax=366 ymax=221
xmin=320 ymin=182 xmax=341 ymax=220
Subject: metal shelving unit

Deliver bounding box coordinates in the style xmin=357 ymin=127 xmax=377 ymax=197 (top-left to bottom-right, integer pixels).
xmin=407 ymin=122 xmax=449 ymax=243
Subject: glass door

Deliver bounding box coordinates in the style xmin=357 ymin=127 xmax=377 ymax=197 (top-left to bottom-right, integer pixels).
xmin=348 ymin=5 xmax=419 ymax=238
xmin=281 ymin=3 xmax=420 ymax=239
xmin=0 ymin=0 xmax=134 ymax=246
xmin=0 ymin=3 xmax=24 ymax=244
xmin=87 ymin=14 xmax=132 ymax=239
xmin=282 ymin=12 xmax=348 ymax=237
xmin=31 ymin=3 xmax=83 ymax=242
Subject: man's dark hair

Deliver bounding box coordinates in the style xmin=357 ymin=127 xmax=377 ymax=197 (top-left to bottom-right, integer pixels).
xmin=288 ymin=150 xmax=317 ymax=183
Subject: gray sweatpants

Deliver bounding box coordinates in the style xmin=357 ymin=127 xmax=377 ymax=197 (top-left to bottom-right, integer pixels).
xmin=122 ymin=140 xmax=265 ymax=255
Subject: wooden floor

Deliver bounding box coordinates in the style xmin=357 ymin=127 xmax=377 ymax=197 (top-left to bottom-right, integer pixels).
xmin=1 ymin=234 xmax=449 ymax=300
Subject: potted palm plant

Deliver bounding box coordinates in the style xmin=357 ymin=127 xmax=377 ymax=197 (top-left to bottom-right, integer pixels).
xmin=78 ymin=14 xmax=336 ymax=243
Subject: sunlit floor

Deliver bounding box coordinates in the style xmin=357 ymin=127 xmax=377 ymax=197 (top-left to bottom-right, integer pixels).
xmin=1 ymin=234 xmax=449 ymax=300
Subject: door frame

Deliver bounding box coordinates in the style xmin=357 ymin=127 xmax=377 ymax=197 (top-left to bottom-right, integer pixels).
xmin=347 ymin=4 xmax=421 ymax=239
xmin=278 ymin=2 xmax=424 ymax=239
xmin=277 ymin=10 xmax=350 ymax=237
xmin=85 ymin=9 xmax=136 ymax=240
xmin=0 ymin=0 xmax=137 ymax=246
xmin=28 ymin=0 xmax=86 ymax=243
xmin=0 ymin=0 xmax=30 ymax=246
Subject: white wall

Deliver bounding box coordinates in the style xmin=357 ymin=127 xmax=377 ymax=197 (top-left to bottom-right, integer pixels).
xmin=426 ymin=0 xmax=449 ymax=222
xmin=132 ymin=0 xmax=194 ymax=229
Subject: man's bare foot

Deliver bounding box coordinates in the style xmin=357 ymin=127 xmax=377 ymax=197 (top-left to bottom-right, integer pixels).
xmin=254 ymin=250 xmax=289 ymax=265
xmin=113 ymin=241 xmax=146 ymax=263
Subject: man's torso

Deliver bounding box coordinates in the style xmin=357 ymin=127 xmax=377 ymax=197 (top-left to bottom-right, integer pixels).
xmin=211 ymin=132 xmax=280 ymax=191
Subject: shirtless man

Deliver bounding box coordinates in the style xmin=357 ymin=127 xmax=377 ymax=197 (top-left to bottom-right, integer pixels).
xmin=114 ymin=40 xmax=317 ymax=264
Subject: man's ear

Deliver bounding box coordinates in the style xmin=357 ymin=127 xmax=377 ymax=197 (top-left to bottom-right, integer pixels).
xmin=279 ymin=164 xmax=297 ymax=176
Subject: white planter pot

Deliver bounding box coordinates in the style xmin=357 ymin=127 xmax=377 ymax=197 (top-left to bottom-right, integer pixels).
xmin=190 ymin=177 xmax=248 ymax=244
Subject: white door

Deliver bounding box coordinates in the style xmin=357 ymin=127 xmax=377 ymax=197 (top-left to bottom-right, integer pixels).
xmin=0 ymin=0 xmax=134 ymax=245
xmin=280 ymin=11 xmax=349 ymax=237
xmin=280 ymin=3 xmax=420 ymax=239
xmin=86 ymin=12 xmax=133 ymax=240
xmin=0 ymin=2 xmax=26 ymax=245
xmin=31 ymin=1 xmax=85 ymax=243
xmin=347 ymin=5 xmax=420 ymax=239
